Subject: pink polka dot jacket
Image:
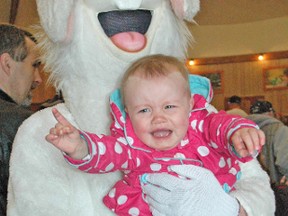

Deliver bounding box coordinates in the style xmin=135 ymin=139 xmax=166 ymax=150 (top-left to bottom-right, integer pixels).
xmin=64 ymin=75 xmax=259 ymax=216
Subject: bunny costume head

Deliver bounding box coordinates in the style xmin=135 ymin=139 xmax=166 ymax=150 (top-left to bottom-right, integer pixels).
xmin=36 ymin=0 xmax=199 ymax=132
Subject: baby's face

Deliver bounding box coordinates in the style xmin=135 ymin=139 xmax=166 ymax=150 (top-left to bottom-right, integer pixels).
xmin=124 ymin=71 xmax=193 ymax=151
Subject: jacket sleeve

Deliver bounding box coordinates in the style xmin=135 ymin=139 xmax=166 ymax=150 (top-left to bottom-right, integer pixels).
xmin=201 ymin=110 xmax=258 ymax=159
xmin=273 ymin=126 xmax=288 ymax=178
xmin=64 ymin=131 xmax=133 ymax=173
xmin=0 ymin=106 xmax=32 ymax=216
xmin=230 ymin=159 xmax=275 ymax=216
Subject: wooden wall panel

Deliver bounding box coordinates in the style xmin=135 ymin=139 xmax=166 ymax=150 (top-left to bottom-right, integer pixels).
xmin=188 ymin=57 xmax=288 ymax=116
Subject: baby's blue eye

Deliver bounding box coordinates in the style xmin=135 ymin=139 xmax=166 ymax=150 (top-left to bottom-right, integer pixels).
xmin=139 ymin=108 xmax=149 ymax=113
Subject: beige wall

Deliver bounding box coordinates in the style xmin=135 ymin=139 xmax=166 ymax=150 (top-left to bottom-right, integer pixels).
xmin=188 ymin=16 xmax=288 ymax=58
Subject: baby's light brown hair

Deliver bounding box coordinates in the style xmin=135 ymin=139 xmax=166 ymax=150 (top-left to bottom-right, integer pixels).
xmin=121 ymin=54 xmax=191 ymax=105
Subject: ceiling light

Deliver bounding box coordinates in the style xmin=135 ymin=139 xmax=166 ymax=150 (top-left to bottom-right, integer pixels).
xmin=258 ymin=54 xmax=264 ymax=61
xmin=188 ymin=59 xmax=195 ymax=66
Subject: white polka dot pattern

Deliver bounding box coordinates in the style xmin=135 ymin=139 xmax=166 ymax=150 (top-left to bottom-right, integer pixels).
xmin=227 ymin=158 xmax=232 ymax=168
xmin=126 ymin=136 xmax=134 ymax=145
xmin=191 ymin=120 xmax=197 ymax=130
xmin=121 ymin=161 xmax=128 ymax=169
xmin=105 ymin=162 xmax=114 ymax=172
xmin=210 ymin=141 xmax=218 ymax=149
xmin=127 ymin=149 xmax=132 ymax=159
xmin=174 ymin=153 xmax=186 ymax=159
xmin=98 ymin=142 xmax=106 ymax=155
xmin=136 ymin=158 xmax=141 ymax=167
xmin=117 ymin=137 xmax=128 ymax=145
xmin=150 ymin=163 xmax=162 ymax=171
xmin=219 ymin=157 xmax=226 ymax=168
xmin=114 ymin=142 xmax=123 ymax=154
xmin=117 ymin=195 xmax=128 ymax=205
xmin=198 ymin=146 xmax=209 ymax=156
xmin=108 ymin=188 xmax=116 ymax=198
xmin=115 ymin=121 xmax=121 ymax=129
xmin=181 ymin=139 xmax=189 ymax=147
xmin=217 ymin=124 xmax=221 ymax=136
xmin=123 ymin=170 xmax=130 ymax=174
xmin=128 ymin=207 xmax=140 ymax=216
xmin=120 ymin=116 xmax=125 ymax=124
xmin=229 ymin=167 xmax=237 ymax=175
xmin=198 ymin=120 xmax=204 ymax=132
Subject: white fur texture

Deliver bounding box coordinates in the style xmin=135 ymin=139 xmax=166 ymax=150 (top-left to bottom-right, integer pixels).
xmin=7 ymin=0 xmax=274 ymax=215
xmin=8 ymin=104 xmax=121 ymax=215
xmin=231 ymin=160 xmax=275 ymax=216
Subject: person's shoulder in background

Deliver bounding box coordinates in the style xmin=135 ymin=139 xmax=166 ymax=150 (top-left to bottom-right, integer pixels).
xmin=226 ymin=108 xmax=248 ymax=117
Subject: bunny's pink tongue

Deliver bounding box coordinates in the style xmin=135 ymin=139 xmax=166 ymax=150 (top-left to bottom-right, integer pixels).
xmin=111 ymin=32 xmax=146 ymax=52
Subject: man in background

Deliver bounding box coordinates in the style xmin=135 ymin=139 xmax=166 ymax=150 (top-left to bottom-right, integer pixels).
xmin=247 ymin=100 xmax=288 ymax=216
xmin=226 ymin=95 xmax=248 ymax=117
xmin=0 ymin=24 xmax=42 ymax=215
xmin=247 ymin=100 xmax=287 ymax=184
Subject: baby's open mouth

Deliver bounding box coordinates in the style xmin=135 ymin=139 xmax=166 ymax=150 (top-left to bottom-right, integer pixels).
xmin=152 ymin=130 xmax=172 ymax=138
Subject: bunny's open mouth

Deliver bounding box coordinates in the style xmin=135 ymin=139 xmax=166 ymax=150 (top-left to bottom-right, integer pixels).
xmin=98 ymin=10 xmax=152 ymax=52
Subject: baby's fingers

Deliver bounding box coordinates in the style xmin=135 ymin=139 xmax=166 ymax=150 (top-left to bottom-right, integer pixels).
xmin=253 ymin=129 xmax=265 ymax=147
xmin=243 ymin=129 xmax=260 ymax=152
xmin=244 ymin=128 xmax=265 ymax=154
xmin=232 ymin=128 xmax=265 ymax=158
xmin=53 ymin=125 xmax=73 ymax=136
xmin=52 ymin=108 xmax=71 ymax=127
xmin=45 ymin=133 xmax=58 ymax=143
xmin=232 ymin=137 xmax=250 ymax=158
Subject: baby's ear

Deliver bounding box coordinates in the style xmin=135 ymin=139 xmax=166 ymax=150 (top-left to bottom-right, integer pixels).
xmin=170 ymin=0 xmax=200 ymax=22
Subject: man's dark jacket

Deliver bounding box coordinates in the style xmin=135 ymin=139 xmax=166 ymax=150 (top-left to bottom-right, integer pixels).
xmin=0 ymin=90 xmax=33 ymax=215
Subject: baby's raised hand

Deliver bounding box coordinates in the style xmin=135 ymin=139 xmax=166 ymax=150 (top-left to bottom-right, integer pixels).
xmin=46 ymin=108 xmax=88 ymax=159
xmin=230 ymin=127 xmax=265 ymax=158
